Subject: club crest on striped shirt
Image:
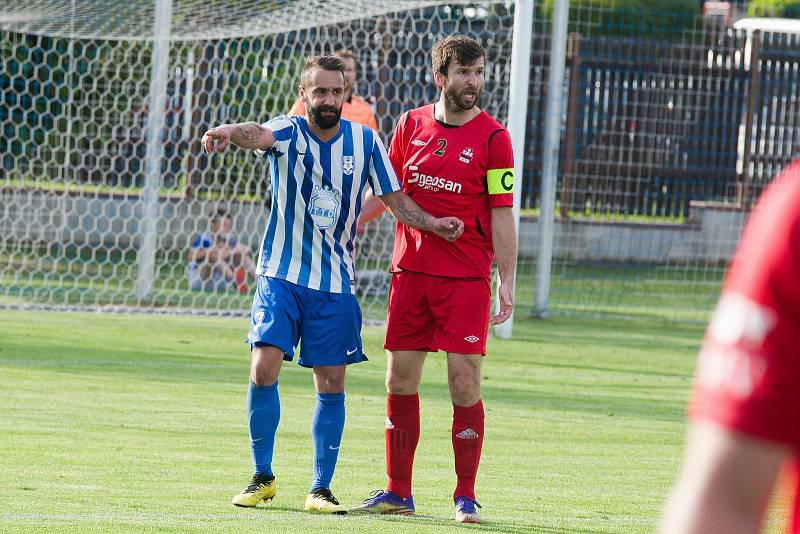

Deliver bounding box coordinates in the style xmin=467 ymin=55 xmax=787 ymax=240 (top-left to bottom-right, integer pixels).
xmin=308 ymin=184 xmax=341 ymax=230
xmin=341 ymin=156 xmax=355 ymax=175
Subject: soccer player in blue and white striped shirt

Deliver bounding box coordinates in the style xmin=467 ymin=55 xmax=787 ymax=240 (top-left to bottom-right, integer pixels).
xmin=201 ymin=55 xmax=464 ymax=514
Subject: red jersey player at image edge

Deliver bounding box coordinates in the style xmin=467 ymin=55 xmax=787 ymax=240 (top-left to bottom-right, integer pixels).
xmin=659 ymin=159 xmax=800 ymax=534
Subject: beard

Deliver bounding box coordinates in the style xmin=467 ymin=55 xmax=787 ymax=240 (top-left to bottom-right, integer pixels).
xmin=444 ymin=84 xmax=481 ymax=112
xmin=306 ymin=99 xmax=341 ymax=130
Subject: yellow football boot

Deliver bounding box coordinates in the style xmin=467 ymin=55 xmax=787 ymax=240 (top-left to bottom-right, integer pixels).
xmin=304 ymin=488 xmax=347 ymax=514
xmin=231 ymin=474 xmax=276 ymax=507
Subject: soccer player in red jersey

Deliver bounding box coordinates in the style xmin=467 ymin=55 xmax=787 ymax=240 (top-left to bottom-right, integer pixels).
xmin=659 ymin=160 xmax=800 ymax=534
xmin=351 ymin=35 xmax=516 ymax=524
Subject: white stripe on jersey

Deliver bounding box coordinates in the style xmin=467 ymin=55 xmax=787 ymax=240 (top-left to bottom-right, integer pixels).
xmin=254 ymin=115 xmax=401 ymax=294
xmin=328 ymin=132 xmax=345 ymax=293
xmin=305 ymin=135 xmax=325 ymax=291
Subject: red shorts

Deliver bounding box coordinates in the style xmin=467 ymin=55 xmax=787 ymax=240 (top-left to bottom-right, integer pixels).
xmin=384 ymin=271 xmax=490 ymax=355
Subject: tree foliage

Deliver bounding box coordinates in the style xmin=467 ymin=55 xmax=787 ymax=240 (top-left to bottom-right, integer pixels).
xmin=748 ymin=0 xmax=800 ymax=18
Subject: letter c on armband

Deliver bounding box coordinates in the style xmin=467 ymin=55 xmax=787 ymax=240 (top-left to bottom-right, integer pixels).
xmin=487 ymin=168 xmax=514 ymax=195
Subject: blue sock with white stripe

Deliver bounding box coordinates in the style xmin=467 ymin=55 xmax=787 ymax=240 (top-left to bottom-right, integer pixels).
xmin=310 ymin=391 xmax=345 ymax=491
xmin=247 ymin=381 xmax=280 ymax=477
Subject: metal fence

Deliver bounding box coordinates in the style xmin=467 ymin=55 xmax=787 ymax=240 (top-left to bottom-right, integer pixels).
xmin=520 ymin=26 xmax=800 ymax=217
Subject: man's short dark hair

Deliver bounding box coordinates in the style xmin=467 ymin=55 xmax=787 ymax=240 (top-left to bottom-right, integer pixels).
xmin=431 ymin=35 xmax=485 ymax=77
xmin=210 ymin=208 xmax=231 ymax=222
xmin=300 ymin=55 xmax=346 ymax=88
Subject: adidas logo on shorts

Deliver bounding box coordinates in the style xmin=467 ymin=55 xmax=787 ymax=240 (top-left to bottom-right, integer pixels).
xmin=456 ymin=428 xmax=480 ymax=440
xmin=385 ymin=417 xmax=395 ymax=430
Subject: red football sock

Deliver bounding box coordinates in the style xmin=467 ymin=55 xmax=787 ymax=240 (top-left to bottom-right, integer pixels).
xmin=452 ymin=399 xmax=485 ymax=501
xmin=385 ymin=393 xmax=420 ymax=499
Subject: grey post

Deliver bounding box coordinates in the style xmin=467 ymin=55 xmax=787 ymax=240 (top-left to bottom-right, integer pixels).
xmin=533 ymin=0 xmax=569 ymax=318
xmin=135 ymin=0 xmax=172 ymax=300
xmin=494 ymin=0 xmax=533 ymax=339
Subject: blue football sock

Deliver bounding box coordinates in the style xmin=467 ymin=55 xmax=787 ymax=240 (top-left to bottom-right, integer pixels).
xmin=310 ymin=391 xmax=345 ymax=491
xmin=247 ymin=381 xmax=280 ymax=477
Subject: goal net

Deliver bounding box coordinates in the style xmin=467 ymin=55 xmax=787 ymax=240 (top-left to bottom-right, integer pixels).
xmin=0 ymin=1 xmax=516 ymax=320
xmin=4 ymin=0 xmax=798 ymax=326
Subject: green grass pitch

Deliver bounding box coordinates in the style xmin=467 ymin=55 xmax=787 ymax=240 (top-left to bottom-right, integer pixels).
xmin=0 ymin=310 xmax=705 ymax=532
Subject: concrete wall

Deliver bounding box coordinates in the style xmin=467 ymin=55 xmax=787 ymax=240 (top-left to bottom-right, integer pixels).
xmin=1 ymin=189 xmax=267 ymax=251
xmin=1 ymin=190 xmax=746 ymax=263
xmin=518 ymin=202 xmax=746 ymax=263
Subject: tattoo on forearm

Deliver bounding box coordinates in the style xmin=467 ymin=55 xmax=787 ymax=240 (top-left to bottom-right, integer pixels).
xmin=236 ymin=125 xmax=260 ymax=144
xmin=396 ymin=200 xmax=431 ymax=231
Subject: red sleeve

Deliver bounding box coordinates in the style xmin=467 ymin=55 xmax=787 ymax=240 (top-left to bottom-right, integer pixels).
xmin=725 ymin=163 xmax=800 ymax=307
xmin=388 ymin=112 xmax=408 ymax=182
xmin=487 ymin=128 xmax=514 ymax=208
xmin=689 ymin=160 xmax=800 ymax=448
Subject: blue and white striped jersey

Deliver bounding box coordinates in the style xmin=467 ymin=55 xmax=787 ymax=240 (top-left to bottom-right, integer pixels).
xmin=254 ymin=115 xmax=401 ymax=293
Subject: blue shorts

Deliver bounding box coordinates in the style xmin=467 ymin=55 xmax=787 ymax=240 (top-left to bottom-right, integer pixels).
xmin=246 ymin=276 xmax=367 ymax=368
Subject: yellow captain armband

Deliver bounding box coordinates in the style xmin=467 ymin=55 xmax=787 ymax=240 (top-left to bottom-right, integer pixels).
xmin=487 ymin=168 xmax=514 ymax=194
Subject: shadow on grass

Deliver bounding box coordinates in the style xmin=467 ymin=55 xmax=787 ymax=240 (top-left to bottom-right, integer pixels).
xmin=347 ymin=513 xmax=612 ymax=533
xmin=211 ymin=505 xmax=603 ymax=533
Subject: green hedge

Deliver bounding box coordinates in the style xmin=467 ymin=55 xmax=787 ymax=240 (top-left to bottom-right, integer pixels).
xmin=539 ymin=0 xmax=701 ymax=39
xmin=748 ymin=0 xmax=800 ymax=18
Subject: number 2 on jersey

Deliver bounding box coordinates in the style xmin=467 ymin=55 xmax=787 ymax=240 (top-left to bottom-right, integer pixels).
xmin=433 ymin=138 xmax=447 ymax=156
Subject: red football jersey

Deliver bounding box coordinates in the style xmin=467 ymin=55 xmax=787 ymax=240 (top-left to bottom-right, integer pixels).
xmin=388 ymin=104 xmax=514 ymax=280
xmin=690 ymin=160 xmax=800 ymax=532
